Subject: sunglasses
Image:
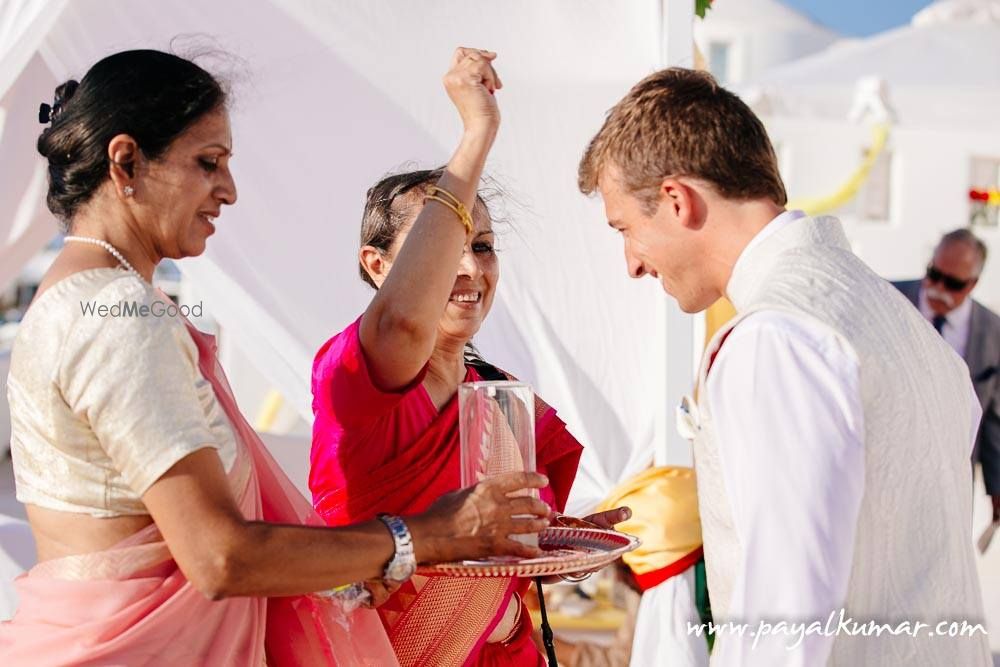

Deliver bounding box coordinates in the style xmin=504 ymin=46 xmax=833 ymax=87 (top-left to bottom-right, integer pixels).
xmin=925 ymin=265 xmax=974 ymax=292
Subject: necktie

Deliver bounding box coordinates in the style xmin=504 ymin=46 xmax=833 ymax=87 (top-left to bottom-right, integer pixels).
xmin=932 ymin=314 xmax=947 ymax=334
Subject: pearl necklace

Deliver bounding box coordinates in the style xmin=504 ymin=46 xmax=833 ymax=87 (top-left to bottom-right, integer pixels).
xmin=63 ymin=236 xmax=145 ymax=281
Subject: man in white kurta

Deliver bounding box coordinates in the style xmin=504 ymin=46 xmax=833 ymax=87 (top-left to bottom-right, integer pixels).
xmin=693 ymin=211 xmax=988 ymax=665
xmin=579 ymin=66 xmax=991 ymax=666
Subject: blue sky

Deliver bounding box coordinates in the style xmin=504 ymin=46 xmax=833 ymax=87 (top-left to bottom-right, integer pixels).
xmin=782 ymin=0 xmax=935 ymax=36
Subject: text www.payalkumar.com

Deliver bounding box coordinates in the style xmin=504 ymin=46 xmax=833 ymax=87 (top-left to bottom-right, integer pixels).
xmin=688 ymin=609 xmax=987 ymax=650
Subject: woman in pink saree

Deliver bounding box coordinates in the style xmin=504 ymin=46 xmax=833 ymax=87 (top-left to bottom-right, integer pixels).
xmin=310 ymin=50 xmax=628 ymax=666
xmin=1 ymin=48 xmax=551 ymax=665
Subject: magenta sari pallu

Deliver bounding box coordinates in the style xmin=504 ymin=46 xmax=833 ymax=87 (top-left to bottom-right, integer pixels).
xmin=0 ymin=320 xmax=398 ymax=666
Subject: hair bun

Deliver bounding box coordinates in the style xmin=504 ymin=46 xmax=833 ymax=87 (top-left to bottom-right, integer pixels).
xmin=39 ymin=80 xmax=80 ymax=125
xmin=54 ymin=80 xmax=79 ymax=106
xmin=36 ymin=50 xmax=226 ymax=226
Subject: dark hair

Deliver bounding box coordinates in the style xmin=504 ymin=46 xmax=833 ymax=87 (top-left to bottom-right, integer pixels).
xmin=37 ymin=49 xmax=227 ymax=225
xmin=938 ymin=228 xmax=988 ymax=275
xmin=578 ymin=67 xmax=787 ymax=213
xmin=359 ymin=167 xmax=491 ymax=288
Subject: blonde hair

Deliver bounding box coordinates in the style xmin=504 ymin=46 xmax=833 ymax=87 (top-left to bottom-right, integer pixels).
xmin=578 ymin=68 xmax=786 ymax=213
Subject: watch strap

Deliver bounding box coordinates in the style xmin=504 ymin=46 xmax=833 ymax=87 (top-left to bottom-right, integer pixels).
xmin=377 ymin=513 xmax=416 ymax=583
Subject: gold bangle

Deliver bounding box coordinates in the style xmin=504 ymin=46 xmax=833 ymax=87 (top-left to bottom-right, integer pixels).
xmin=424 ymin=195 xmax=473 ymax=234
xmin=427 ymin=184 xmax=464 ymax=208
xmin=425 ymin=185 xmax=474 ymax=235
xmin=500 ymin=593 xmax=524 ymax=646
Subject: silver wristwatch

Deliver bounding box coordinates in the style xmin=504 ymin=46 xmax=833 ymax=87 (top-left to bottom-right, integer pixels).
xmin=377 ymin=513 xmax=416 ymax=584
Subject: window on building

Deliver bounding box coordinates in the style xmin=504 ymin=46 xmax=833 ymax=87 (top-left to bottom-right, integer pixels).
xmin=851 ymin=148 xmax=893 ymax=222
xmin=969 ymin=156 xmax=1000 ymax=228
xmin=708 ymin=41 xmax=731 ymax=86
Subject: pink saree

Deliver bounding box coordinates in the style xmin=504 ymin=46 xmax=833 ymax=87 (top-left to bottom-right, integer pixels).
xmin=0 ymin=320 xmax=398 ymax=666
xmin=310 ymin=319 xmax=583 ymax=667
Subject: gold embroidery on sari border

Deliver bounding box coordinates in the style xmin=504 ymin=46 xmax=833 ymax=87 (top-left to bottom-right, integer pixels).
xmin=388 ymin=577 xmax=510 ymax=667
xmin=380 ymin=371 xmax=550 ymax=666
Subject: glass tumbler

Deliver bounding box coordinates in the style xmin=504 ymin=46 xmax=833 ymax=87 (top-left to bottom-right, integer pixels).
xmin=459 ymin=380 xmax=538 ymax=548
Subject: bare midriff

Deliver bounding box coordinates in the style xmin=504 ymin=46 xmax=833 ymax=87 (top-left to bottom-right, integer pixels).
xmin=486 ymin=595 xmax=521 ymax=643
xmin=25 ymin=504 xmax=155 ymax=562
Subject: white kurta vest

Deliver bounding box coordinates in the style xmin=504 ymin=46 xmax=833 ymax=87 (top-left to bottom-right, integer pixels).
xmin=687 ymin=216 xmax=991 ymax=666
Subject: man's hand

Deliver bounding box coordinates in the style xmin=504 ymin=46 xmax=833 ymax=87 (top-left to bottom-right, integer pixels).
xmin=553 ymin=506 xmax=632 ymax=530
xmin=582 ymin=507 xmax=632 ymax=529
xmin=547 ymin=507 xmax=633 ymax=582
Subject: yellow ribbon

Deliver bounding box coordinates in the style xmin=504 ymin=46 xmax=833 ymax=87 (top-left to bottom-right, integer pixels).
xmin=254 ymin=389 xmax=285 ymax=432
xmin=786 ymin=123 xmax=891 ymax=216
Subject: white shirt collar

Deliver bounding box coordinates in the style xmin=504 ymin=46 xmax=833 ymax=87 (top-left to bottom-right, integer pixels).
xmin=725 ymin=209 xmax=807 ymax=310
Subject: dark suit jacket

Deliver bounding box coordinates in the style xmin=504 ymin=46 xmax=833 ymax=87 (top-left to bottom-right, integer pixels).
xmin=894 ymin=280 xmax=1000 ymax=495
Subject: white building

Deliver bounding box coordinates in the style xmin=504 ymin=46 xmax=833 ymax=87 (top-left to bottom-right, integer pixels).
xmin=694 ymin=0 xmax=841 ymax=86
xmin=745 ymin=0 xmax=1000 ymax=310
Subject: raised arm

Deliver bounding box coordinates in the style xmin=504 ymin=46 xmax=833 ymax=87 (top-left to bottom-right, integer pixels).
xmin=360 ymin=47 xmax=502 ymax=389
xmin=143 ymin=449 xmax=549 ymax=599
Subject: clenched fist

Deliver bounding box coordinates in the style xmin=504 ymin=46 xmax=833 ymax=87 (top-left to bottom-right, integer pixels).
xmin=443 ymin=47 xmax=503 ymax=138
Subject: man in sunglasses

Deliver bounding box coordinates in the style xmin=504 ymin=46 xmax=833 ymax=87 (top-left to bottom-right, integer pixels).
xmin=894 ymin=228 xmax=1000 ymax=528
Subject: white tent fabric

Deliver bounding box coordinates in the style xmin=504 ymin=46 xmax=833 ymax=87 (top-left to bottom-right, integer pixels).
xmin=0 ymin=2 xmax=707 ymax=658
xmin=0 ymin=514 xmax=33 ymax=621
xmin=0 ymin=0 xmax=698 ymax=516
xmin=738 ymin=0 xmax=1000 ymax=314
xmin=912 ymin=0 xmax=1000 ymax=26
xmin=0 ymin=0 xmax=65 ymax=96
xmin=693 ymin=0 xmax=840 ymax=85
xmin=0 ymin=0 xmax=66 ymax=290
xmin=0 ymin=351 xmax=9 ymax=455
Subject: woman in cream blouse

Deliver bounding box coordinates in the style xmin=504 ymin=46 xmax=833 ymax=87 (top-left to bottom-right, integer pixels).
xmin=0 ymin=47 xmax=551 ymax=664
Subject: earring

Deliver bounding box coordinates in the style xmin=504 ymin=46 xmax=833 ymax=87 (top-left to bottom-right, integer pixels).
xmin=123 ymin=185 xmax=135 ymax=198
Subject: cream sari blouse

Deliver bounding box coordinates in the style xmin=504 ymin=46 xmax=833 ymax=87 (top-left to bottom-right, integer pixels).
xmin=7 ymin=268 xmax=237 ymax=517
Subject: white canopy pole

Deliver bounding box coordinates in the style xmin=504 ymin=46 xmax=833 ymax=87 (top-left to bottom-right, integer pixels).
xmin=655 ymin=0 xmax=698 ymax=467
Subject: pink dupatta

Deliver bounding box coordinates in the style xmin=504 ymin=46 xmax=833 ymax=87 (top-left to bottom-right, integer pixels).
xmin=0 ymin=320 xmax=398 ymax=666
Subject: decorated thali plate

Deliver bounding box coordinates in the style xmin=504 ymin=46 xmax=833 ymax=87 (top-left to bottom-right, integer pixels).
xmin=417 ymin=526 xmax=640 ymax=578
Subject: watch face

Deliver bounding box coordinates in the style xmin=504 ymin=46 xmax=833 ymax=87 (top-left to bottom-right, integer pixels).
xmin=387 ymin=560 xmax=416 ymax=582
